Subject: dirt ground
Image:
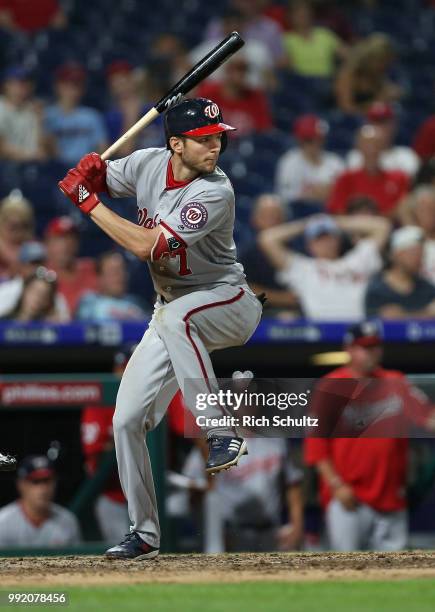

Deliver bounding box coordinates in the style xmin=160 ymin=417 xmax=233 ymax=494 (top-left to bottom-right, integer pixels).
xmin=1 ymin=551 xmax=435 ymax=586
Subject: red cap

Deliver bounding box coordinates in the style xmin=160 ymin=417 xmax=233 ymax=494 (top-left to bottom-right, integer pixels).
xmin=106 ymin=60 xmax=133 ymax=78
xmin=344 ymin=322 xmax=383 ymax=348
xmin=17 ymin=455 xmax=56 ymax=481
xmin=293 ymin=114 xmax=327 ymax=140
xmin=366 ymin=102 xmax=394 ymax=123
xmin=183 ymin=122 xmax=236 ymax=137
xmin=55 ymin=63 xmax=86 ymax=84
xmin=351 ymin=336 xmax=383 ymax=348
xmin=45 ymin=216 xmax=79 ymax=238
xmin=26 ymin=468 xmax=55 ymax=481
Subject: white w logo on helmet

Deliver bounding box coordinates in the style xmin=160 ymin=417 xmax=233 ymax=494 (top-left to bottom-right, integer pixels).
xmin=204 ymin=103 xmax=220 ymax=119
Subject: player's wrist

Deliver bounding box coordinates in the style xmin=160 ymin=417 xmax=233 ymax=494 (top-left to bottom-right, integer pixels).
xmin=79 ymin=192 xmax=101 ymax=215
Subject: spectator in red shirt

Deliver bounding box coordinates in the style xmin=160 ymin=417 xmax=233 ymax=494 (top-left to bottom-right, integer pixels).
xmin=44 ymin=216 xmax=97 ymax=316
xmin=304 ymin=322 xmax=435 ymax=551
xmin=413 ymin=114 xmax=435 ymax=161
xmin=197 ymin=53 xmax=273 ymax=138
xmin=327 ymin=125 xmax=409 ymax=216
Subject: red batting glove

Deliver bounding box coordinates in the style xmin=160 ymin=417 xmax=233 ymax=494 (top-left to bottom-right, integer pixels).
xmin=76 ymin=152 xmax=108 ymax=193
xmin=58 ymin=168 xmax=100 ymax=215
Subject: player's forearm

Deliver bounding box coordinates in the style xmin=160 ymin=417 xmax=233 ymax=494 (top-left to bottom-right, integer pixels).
xmin=90 ymin=201 xmax=158 ymax=260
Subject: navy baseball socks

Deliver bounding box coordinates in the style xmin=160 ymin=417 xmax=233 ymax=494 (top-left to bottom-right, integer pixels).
xmin=205 ymin=436 xmax=248 ymax=474
xmin=105 ymin=532 xmax=159 ymax=560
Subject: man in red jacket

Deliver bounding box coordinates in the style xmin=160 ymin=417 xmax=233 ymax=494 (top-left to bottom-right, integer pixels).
xmin=304 ymin=321 xmax=435 ymax=551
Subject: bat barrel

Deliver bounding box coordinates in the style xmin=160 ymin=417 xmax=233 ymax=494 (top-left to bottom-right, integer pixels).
xmin=155 ymin=31 xmax=244 ymax=113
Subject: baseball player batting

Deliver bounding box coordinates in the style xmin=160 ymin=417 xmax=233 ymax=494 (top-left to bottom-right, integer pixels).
xmin=58 ymin=98 xmax=264 ymax=560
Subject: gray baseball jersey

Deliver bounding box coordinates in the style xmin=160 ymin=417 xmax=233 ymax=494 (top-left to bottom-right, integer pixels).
xmin=0 ymin=501 xmax=81 ymax=548
xmin=106 ymin=147 xmax=246 ymax=301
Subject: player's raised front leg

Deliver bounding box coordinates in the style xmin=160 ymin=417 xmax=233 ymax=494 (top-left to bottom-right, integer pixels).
xmin=152 ymin=285 xmax=262 ymax=474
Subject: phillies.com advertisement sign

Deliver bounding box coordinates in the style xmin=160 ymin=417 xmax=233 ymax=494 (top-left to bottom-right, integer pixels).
xmin=0 ymin=382 xmax=103 ymax=406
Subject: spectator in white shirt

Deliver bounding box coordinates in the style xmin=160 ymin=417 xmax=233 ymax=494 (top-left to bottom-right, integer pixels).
xmin=347 ymin=102 xmax=419 ymax=177
xmin=259 ymin=214 xmax=391 ymax=321
xmin=275 ymin=114 xmax=344 ymax=206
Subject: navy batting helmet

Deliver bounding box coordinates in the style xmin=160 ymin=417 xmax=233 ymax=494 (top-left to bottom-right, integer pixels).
xmin=164 ymin=98 xmax=236 ymax=153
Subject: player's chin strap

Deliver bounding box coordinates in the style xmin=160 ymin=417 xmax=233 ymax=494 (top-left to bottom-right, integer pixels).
xmin=150 ymin=226 xmax=186 ymax=262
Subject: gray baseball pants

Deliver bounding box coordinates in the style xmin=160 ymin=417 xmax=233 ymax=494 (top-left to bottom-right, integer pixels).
xmin=326 ymin=499 xmax=408 ymax=551
xmin=113 ymin=284 xmax=262 ymax=547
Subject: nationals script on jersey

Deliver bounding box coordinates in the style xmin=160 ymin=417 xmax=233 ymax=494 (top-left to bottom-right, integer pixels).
xmin=106 ymin=148 xmax=246 ymax=301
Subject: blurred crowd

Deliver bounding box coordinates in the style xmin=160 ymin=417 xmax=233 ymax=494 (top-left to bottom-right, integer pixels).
xmin=0 ymin=0 xmax=435 ymax=321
